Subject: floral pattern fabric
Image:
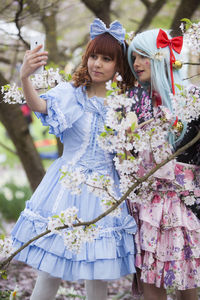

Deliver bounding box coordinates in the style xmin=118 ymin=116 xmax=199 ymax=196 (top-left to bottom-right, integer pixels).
xmin=128 ymin=85 xmax=200 ymax=291
xmin=129 ymin=86 xmax=153 ymax=124
xmin=130 ymin=162 xmax=200 ymax=290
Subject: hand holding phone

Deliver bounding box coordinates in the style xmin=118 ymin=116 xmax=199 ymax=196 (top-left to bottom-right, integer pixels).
xmin=30 ymin=35 xmax=46 ymax=74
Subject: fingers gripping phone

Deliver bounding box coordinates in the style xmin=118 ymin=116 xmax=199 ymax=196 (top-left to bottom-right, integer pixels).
xmin=30 ymin=35 xmax=45 ymax=74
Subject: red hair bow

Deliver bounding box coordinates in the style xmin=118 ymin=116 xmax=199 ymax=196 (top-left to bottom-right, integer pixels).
xmin=156 ymin=29 xmax=183 ymax=94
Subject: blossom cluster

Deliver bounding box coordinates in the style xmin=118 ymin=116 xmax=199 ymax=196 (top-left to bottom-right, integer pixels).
xmin=61 ymin=224 xmax=100 ymax=253
xmin=1 ymin=68 xmax=64 ymax=104
xmin=9 ymin=286 xmax=19 ymax=300
xmin=30 ymin=68 xmax=63 ymax=90
xmin=0 ymin=236 xmax=15 ymax=258
xmin=86 ymin=172 xmax=114 ymax=197
xmin=48 ymin=206 xmax=79 ymax=233
xmin=60 ymin=165 xmax=86 ymax=195
xmin=48 ymin=208 xmax=99 ymax=253
xmin=98 ymin=86 xmax=181 ymax=205
xmin=125 ymin=31 xmax=135 ymax=43
xmin=57 ymin=286 xmax=82 ymax=298
xmin=180 ymin=20 xmax=200 ymax=54
xmin=87 ymin=172 xmax=121 ymax=216
xmin=60 ymin=167 xmax=121 ymax=216
xmin=152 ymin=49 xmax=166 ymax=61
xmin=98 ymin=84 xmax=137 ymax=153
xmin=171 ymin=85 xmax=200 ymax=123
xmin=183 ymin=195 xmax=196 ymax=206
xmin=1 ymin=83 xmax=24 ymax=104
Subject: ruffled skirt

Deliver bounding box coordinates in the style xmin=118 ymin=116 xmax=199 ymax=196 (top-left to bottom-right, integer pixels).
xmin=11 ymin=156 xmax=137 ymax=281
xmin=129 ymin=162 xmax=200 ymax=291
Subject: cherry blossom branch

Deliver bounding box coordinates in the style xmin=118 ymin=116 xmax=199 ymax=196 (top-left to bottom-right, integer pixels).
xmin=86 ymin=182 xmax=119 ymax=203
xmin=137 ymin=118 xmax=154 ymax=128
xmin=1 ymin=129 xmax=200 ymax=270
xmin=183 ymin=62 xmax=200 ymax=65
xmin=183 ymin=73 xmax=200 ymax=80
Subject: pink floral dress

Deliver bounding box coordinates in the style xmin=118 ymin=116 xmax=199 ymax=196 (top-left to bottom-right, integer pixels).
xmin=129 ymin=87 xmax=200 ymax=291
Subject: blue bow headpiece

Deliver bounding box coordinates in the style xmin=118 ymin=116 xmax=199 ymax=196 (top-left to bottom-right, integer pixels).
xmin=90 ymin=18 xmax=126 ymax=53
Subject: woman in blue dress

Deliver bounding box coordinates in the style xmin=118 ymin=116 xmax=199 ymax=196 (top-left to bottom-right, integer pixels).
xmin=11 ymin=19 xmax=137 ymax=300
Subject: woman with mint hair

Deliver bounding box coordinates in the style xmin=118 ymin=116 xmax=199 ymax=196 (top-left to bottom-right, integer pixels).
xmin=128 ymin=28 xmax=200 ymax=300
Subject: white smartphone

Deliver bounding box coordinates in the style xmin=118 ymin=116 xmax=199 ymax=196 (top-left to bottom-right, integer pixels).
xmin=30 ymin=35 xmax=46 ymax=74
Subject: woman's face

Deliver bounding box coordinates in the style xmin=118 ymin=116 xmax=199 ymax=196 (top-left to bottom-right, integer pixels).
xmin=87 ymin=53 xmax=117 ymax=84
xmin=132 ymin=51 xmax=151 ymax=83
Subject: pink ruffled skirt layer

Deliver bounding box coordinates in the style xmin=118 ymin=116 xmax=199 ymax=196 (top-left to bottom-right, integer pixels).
xmin=131 ymin=162 xmax=200 ymax=290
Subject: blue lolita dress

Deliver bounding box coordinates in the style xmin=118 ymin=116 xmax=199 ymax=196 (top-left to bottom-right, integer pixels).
xmin=11 ymin=82 xmax=137 ymax=281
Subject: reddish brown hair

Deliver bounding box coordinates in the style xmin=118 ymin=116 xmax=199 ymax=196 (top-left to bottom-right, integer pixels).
xmin=72 ymin=33 xmax=135 ymax=90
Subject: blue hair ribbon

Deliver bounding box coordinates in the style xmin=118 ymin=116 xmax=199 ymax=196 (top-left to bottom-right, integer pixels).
xmin=90 ymin=18 xmax=126 ymax=53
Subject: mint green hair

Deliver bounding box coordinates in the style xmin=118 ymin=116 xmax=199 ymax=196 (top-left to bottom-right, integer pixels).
xmin=128 ymin=28 xmax=187 ymax=146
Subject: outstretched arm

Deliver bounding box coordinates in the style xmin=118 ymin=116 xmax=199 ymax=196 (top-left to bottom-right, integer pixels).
xmin=20 ymin=45 xmax=48 ymax=113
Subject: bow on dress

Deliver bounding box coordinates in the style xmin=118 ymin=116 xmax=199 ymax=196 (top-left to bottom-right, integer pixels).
xmin=90 ymin=18 xmax=126 ymax=53
xmin=156 ymin=29 xmax=183 ymax=95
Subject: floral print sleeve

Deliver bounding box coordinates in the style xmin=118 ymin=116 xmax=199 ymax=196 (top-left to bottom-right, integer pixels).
xmin=129 ymin=86 xmax=153 ymax=124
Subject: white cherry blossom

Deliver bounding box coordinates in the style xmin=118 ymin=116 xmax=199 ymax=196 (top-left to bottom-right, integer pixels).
xmin=181 ymin=21 xmax=200 ymax=54
xmin=0 ymin=237 xmax=15 ymax=258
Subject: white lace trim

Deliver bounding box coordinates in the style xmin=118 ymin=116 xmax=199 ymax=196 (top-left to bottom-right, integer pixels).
xmin=101 ymin=215 xmax=135 ymax=237
xmin=22 ymin=209 xmax=133 ymax=236
xmin=53 ymin=100 xmax=68 ymax=130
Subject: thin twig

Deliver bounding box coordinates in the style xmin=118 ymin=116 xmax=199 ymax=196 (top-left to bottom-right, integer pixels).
xmin=86 ymin=183 xmax=119 ymax=204
xmin=183 ymin=73 xmax=200 ymax=80
xmin=138 ymin=118 xmax=154 ymax=129
xmin=0 ymin=141 xmax=17 ymax=155
xmin=15 ymin=0 xmax=29 ymax=48
xmin=183 ymin=62 xmax=200 ymax=66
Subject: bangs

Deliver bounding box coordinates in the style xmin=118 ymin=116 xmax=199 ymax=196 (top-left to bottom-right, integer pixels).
xmin=72 ymin=33 xmax=135 ymax=89
xmin=86 ymin=33 xmax=121 ymax=60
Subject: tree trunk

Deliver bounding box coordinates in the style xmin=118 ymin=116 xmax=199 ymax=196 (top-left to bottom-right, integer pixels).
xmin=136 ymin=0 xmax=167 ymax=33
xmin=41 ymin=12 xmax=60 ymax=64
xmin=170 ymin=0 xmax=200 ymax=36
xmin=0 ymin=73 xmax=45 ymax=191
xmin=26 ymin=0 xmax=64 ymax=156
xmin=81 ymin=0 xmax=112 ymax=25
xmin=41 ymin=12 xmax=64 ymax=155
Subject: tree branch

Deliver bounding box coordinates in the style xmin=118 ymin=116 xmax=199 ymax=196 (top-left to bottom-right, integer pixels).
xmin=0 ymin=3 xmax=13 ymax=14
xmin=184 ymin=62 xmax=200 ymax=65
xmin=139 ymin=0 xmax=150 ymax=8
xmin=136 ymin=0 xmax=167 ymax=33
xmin=0 ymin=141 xmax=17 ymax=155
xmin=0 ymin=57 xmax=11 ymax=65
xmin=183 ymin=73 xmax=200 ymax=80
xmin=1 ymin=129 xmax=200 ymax=270
xmin=14 ymin=0 xmax=29 ymax=48
xmin=170 ymin=0 xmax=200 ymax=36
xmin=80 ymin=0 xmax=112 ymax=25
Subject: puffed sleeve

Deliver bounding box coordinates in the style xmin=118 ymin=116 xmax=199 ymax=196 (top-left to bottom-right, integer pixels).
xmin=35 ymin=82 xmax=84 ymax=141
